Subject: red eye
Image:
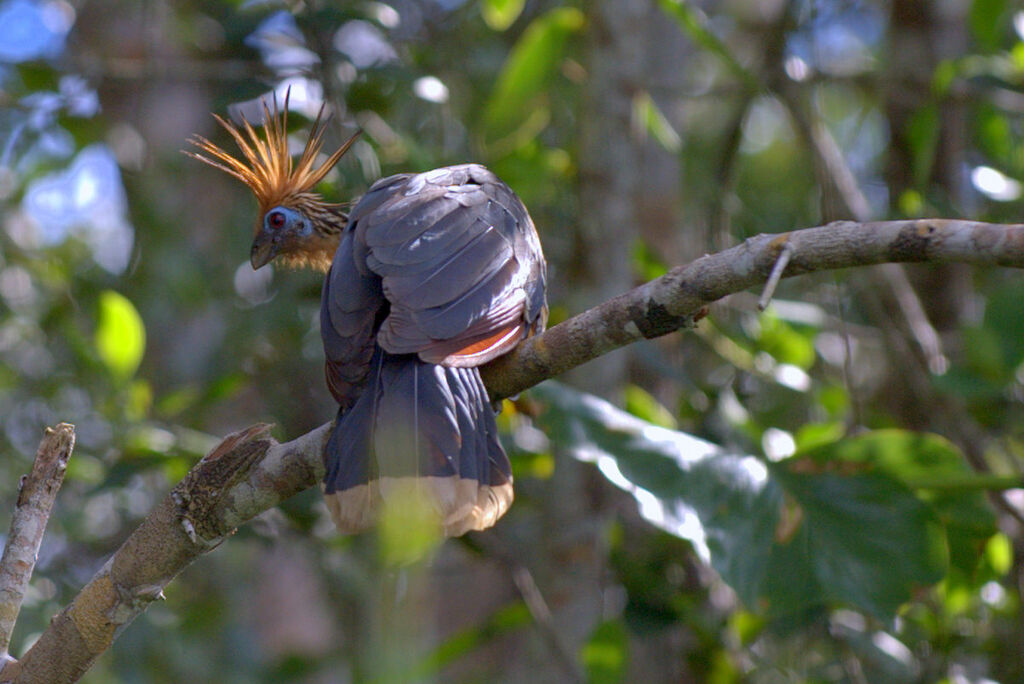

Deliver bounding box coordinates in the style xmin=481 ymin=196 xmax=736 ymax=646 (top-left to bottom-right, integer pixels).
xmin=268 ymin=211 xmax=286 ymax=229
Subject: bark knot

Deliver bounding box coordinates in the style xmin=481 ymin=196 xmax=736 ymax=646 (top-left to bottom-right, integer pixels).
xmin=172 ymin=424 xmax=275 ymax=543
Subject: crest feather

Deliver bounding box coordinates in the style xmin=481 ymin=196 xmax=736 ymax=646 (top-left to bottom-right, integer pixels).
xmin=186 ymin=94 xmax=360 ymax=213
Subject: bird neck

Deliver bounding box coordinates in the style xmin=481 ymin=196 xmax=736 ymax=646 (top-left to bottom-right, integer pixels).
xmin=278 ymin=232 xmax=340 ymax=272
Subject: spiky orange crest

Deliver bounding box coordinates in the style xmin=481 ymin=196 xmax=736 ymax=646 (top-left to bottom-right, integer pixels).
xmin=186 ymin=97 xmax=359 ymax=217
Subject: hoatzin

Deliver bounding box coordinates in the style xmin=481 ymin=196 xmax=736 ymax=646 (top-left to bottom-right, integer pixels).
xmin=187 ymin=101 xmax=547 ymax=536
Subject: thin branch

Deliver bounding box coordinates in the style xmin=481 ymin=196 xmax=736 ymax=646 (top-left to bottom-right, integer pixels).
xmin=510 ymin=566 xmax=585 ymax=684
xmin=470 ymin=534 xmax=586 ymax=683
xmin=7 ymin=218 xmax=1024 ymax=682
xmin=0 ymin=424 xmax=74 ymax=659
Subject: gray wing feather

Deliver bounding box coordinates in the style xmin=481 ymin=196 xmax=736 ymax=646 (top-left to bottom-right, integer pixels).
xmin=321 ymin=230 xmax=385 ymax=407
xmin=345 ymin=163 xmax=546 ymax=363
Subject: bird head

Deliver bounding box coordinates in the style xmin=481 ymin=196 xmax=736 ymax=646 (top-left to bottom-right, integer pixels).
xmin=186 ymin=97 xmax=359 ymax=272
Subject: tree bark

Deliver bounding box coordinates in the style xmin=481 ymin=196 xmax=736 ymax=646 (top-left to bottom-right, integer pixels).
xmin=0 ymin=425 xmax=74 ymax=659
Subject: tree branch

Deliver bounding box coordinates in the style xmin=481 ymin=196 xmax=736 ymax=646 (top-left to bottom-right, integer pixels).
xmin=481 ymin=218 xmax=1024 ymax=398
xmin=0 ymin=424 xmax=75 ymax=660
xmin=6 ymin=218 xmax=1024 ymax=682
xmin=0 ymin=424 xmax=327 ymax=684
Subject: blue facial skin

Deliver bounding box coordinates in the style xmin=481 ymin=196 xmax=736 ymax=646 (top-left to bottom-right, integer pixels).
xmin=251 ymin=205 xmax=313 ymax=268
xmin=265 ymin=206 xmax=313 ymax=238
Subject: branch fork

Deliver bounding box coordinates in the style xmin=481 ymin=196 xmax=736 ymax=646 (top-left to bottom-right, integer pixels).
xmin=758 ymin=238 xmax=794 ymax=310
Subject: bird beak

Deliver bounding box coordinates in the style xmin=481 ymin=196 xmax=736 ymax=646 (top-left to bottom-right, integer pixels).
xmin=250 ymin=234 xmax=276 ymax=269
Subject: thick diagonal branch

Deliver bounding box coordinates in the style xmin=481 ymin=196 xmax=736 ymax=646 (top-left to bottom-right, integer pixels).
xmin=5 ymin=218 xmax=1024 ymax=683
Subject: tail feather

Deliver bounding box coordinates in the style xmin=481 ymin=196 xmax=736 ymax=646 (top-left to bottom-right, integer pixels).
xmin=323 ymin=349 xmax=513 ymax=536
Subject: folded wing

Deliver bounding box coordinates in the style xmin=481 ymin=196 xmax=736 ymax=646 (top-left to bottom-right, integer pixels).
xmin=352 ymin=164 xmax=547 ymax=367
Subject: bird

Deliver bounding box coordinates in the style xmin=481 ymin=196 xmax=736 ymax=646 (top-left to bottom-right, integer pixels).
xmin=187 ymin=98 xmax=547 ymax=537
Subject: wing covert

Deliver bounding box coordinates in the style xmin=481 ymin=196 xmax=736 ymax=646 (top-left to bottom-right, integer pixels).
xmin=346 ymin=163 xmax=547 ymax=367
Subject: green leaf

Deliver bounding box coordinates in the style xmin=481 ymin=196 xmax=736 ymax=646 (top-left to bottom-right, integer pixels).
xmin=793 ymin=421 xmax=845 ymax=452
xmin=624 ymin=384 xmax=677 ymax=429
xmin=126 ymin=379 xmax=152 ymax=421
xmin=756 ymin=310 xmax=816 ymax=369
xmin=656 ymin=0 xmax=759 ymax=92
xmin=984 ymin=532 xmax=1013 ymax=575
xmin=582 ymin=620 xmax=629 ymax=684
xmin=66 ymin=453 xmax=106 ymax=485
xmin=631 ymin=238 xmax=669 ymax=281
xmin=1012 ymin=42 xmax=1024 ymax=71
xmin=95 ymin=290 xmax=146 ymax=381
xmin=932 ymin=58 xmax=958 ymax=95
xmin=906 ymin=104 xmax=939 ymax=188
xmin=481 ymin=0 xmax=524 ymax=31
xmin=976 ymin=105 xmax=1013 ymax=166
xmin=816 ymin=383 xmax=850 ymax=419
xmin=797 ymin=430 xmax=995 ymax=578
xmin=406 ymin=603 xmax=531 ymax=679
xmin=898 ymin=188 xmax=925 ymax=216
xmin=632 ymin=91 xmax=681 ymax=153
xmin=767 ymin=466 xmax=948 ymax=620
xmin=484 ymin=7 xmax=584 ymax=140
xmin=969 ymin=0 xmax=1008 ymax=51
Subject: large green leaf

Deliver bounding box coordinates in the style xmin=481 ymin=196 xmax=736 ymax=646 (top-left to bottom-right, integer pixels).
xmin=766 ymin=467 xmax=947 ymax=619
xmin=95 ymin=290 xmax=146 ymax=381
xmin=532 ymin=383 xmax=960 ymax=619
xmin=969 ymin=0 xmax=1008 ymax=51
xmin=483 ymin=7 xmax=584 ymax=141
xmin=797 ymin=430 xmax=997 ymax=577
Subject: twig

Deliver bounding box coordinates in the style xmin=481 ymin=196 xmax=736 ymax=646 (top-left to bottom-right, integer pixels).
xmin=877 ymin=262 xmax=948 ymax=374
xmin=468 ymin=533 xmax=585 ymax=683
xmin=757 ymin=241 xmax=793 ymax=310
xmin=0 ymin=424 xmax=75 ymax=659
xmin=510 ymin=566 xmax=585 ymax=684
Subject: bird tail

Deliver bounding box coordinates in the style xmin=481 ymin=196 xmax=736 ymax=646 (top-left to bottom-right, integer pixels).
xmin=322 ymin=350 xmax=513 ymax=537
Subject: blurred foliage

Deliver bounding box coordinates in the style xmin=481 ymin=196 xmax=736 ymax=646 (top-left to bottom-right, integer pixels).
xmin=1 ymin=0 xmax=1024 ymax=682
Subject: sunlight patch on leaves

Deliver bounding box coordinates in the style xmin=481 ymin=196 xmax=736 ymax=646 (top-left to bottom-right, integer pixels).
xmin=533 ymin=382 xmax=970 ymax=619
